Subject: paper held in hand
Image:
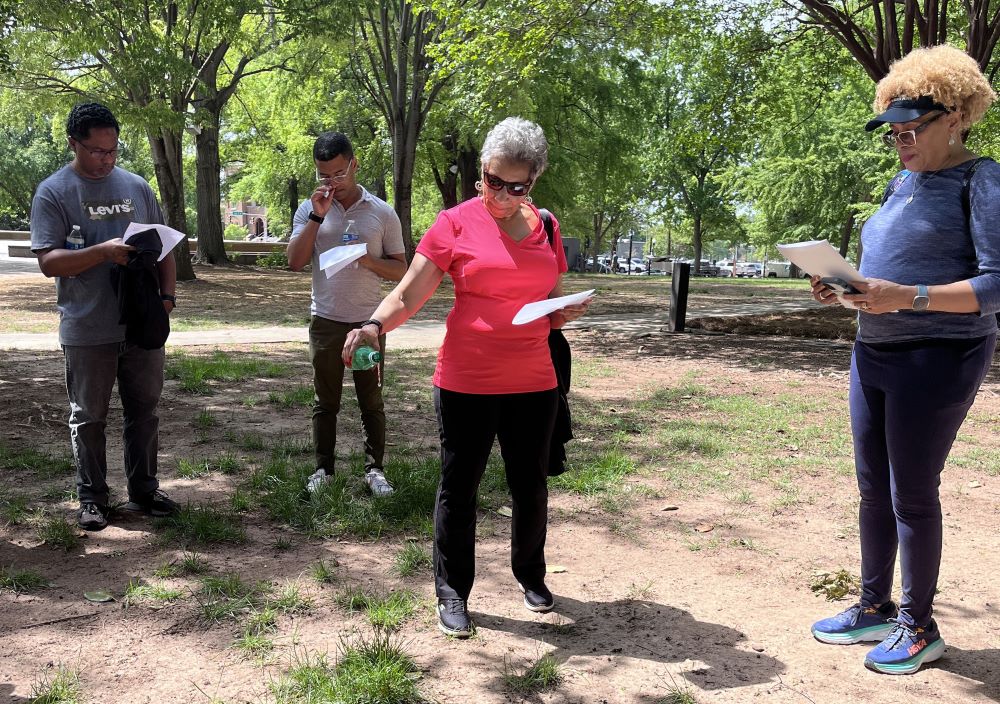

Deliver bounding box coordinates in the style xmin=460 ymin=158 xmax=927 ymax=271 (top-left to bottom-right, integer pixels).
xmin=319 ymin=243 xmax=368 ymax=278
xmin=776 ymin=239 xmax=862 ymax=282
xmin=513 ymin=289 xmax=595 ymax=325
xmin=123 ymin=222 xmax=186 ymax=262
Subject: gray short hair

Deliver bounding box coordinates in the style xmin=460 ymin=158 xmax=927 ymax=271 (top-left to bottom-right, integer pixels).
xmin=480 ymin=117 xmax=549 ymax=179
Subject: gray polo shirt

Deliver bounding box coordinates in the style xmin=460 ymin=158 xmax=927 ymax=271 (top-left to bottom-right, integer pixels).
xmin=30 ymin=165 xmax=164 ymax=346
xmin=290 ymin=186 xmax=404 ymax=323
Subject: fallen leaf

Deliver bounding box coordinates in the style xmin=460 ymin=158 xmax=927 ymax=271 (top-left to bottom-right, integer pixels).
xmin=546 ymin=565 xmax=568 ymax=573
xmin=496 ymin=506 xmax=513 ymax=517
xmin=969 ymin=480 xmax=983 ymax=489
xmin=694 ymin=523 xmax=714 ymax=533
xmin=84 ymin=590 xmax=114 ymax=603
xmin=660 ymin=505 xmax=679 ymax=512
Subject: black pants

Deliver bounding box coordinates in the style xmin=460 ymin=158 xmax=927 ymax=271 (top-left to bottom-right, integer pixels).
xmin=433 ymin=386 xmax=558 ymax=601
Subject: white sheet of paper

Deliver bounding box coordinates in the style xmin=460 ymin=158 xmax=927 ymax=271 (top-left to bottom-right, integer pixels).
xmin=513 ymin=289 xmax=595 ymax=325
xmin=777 ymin=239 xmax=863 ymax=310
xmin=777 ymin=239 xmax=862 ymax=281
xmin=319 ymin=243 xmax=368 ymax=278
xmin=122 ymin=222 xmax=186 ymax=262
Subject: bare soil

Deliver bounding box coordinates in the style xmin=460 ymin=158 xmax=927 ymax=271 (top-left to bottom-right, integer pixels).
xmin=1 ymin=267 xmax=999 ymax=703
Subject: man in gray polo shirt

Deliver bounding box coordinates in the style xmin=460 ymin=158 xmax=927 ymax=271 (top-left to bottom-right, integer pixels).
xmin=288 ymin=132 xmax=406 ymax=496
xmin=30 ymin=102 xmax=179 ymax=531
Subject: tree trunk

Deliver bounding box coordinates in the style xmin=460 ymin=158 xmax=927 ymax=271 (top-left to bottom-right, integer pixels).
xmin=458 ymin=142 xmax=479 ymax=202
xmin=194 ymin=117 xmax=228 ymax=265
xmin=287 ymin=176 xmax=298 ymax=237
xmin=147 ymin=128 xmax=195 ymax=281
xmin=692 ymin=215 xmax=703 ymax=274
xmin=431 ymin=160 xmax=458 ymax=209
xmin=838 ymin=211 xmax=856 ymax=258
xmin=392 ymin=114 xmax=418 ymax=261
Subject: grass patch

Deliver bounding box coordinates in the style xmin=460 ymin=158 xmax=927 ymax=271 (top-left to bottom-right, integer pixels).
xmin=271 ymin=634 xmax=422 ymax=704
xmin=38 ymin=517 xmax=81 ymax=551
xmin=166 ymin=350 xmax=289 ymax=394
xmin=310 ymin=560 xmax=338 ymax=584
xmin=394 ymin=542 xmax=432 ymax=577
xmin=550 ymin=450 xmax=636 ymax=495
xmin=192 ymin=409 xmax=219 ymax=429
xmin=0 ymin=492 xmax=31 ymax=525
xmin=233 ymin=632 xmax=275 ymax=660
xmin=0 ymin=565 xmax=49 ymax=593
xmin=154 ymin=504 xmax=247 ymax=546
xmin=246 ymin=454 xmax=438 ymax=539
xmin=268 ymin=386 xmax=314 ymax=409
xmin=29 ymin=665 xmax=82 ymax=704
xmin=153 ymin=552 xmax=209 ymax=578
xmin=177 ymin=452 xmax=244 ymax=479
xmin=0 ymin=443 xmax=73 ymax=478
xmin=228 ymin=431 xmax=267 ymax=451
xmin=198 ymin=573 xmax=266 ymax=622
xmin=268 ymin=581 xmax=313 ymax=614
xmin=335 ymin=586 xmax=417 ymax=631
xmin=123 ymin=579 xmax=184 ymax=607
xmin=503 ymin=653 xmax=562 ymax=694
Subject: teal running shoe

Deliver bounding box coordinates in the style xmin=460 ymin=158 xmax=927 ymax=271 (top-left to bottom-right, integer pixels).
xmin=811 ymin=601 xmax=897 ymax=644
xmin=864 ymin=619 xmax=944 ymax=675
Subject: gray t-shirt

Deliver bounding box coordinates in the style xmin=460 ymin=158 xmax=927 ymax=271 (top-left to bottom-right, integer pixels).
xmin=30 ymin=165 xmax=164 ymax=345
xmin=290 ymin=186 xmax=404 ymax=323
xmin=859 ymin=159 xmax=1000 ymax=343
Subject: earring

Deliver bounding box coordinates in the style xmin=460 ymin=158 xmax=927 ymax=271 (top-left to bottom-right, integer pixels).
xmin=949 ymin=134 xmax=956 ymax=146
xmin=474 ymin=180 xmax=483 ymax=192
xmin=524 ymin=195 xmax=533 ymax=204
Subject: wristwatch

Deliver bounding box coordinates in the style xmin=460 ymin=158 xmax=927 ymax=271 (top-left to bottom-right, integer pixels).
xmin=307 ymin=211 xmax=324 ymax=224
xmin=161 ymin=294 xmax=176 ymax=305
xmin=911 ymin=284 xmax=929 ymax=311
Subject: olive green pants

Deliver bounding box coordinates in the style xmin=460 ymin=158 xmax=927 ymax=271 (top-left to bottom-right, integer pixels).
xmin=308 ymin=316 xmax=386 ymax=473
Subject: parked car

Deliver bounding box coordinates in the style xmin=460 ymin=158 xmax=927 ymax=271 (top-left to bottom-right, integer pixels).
xmin=735 ymin=262 xmax=762 ymax=278
xmin=762 ymin=261 xmax=792 ymax=278
xmin=629 ymin=258 xmax=646 ymax=274
xmin=717 ymin=263 xmax=734 ymax=277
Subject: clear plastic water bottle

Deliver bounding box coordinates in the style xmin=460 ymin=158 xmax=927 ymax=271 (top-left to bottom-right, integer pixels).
xmin=66 ymin=225 xmax=85 ymax=250
xmin=343 ymin=219 xmax=360 ymax=268
xmin=351 ymin=345 xmax=382 ymax=371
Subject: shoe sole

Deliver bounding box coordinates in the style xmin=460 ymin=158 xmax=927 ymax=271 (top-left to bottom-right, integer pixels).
xmin=518 ymin=583 xmax=554 ymax=613
xmin=864 ymin=638 xmax=945 ymax=675
xmin=121 ymin=502 xmax=177 ymax=518
xmin=437 ymin=619 xmax=473 ymax=638
xmin=78 ymin=521 xmax=107 ymax=532
xmin=812 ymin=623 xmax=894 ymax=645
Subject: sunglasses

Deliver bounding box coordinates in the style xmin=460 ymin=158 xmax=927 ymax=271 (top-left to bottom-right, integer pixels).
xmin=881 ymin=111 xmax=946 ymax=148
xmin=483 ymin=170 xmax=532 ymax=197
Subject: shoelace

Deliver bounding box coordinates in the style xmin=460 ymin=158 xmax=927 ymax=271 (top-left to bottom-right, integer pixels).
xmin=441 ymin=598 xmax=465 ymax=615
xmin=82 ymin=503 xmax=101 ymax=515
xmin=882 ymin=619 xmax=922 ymax=649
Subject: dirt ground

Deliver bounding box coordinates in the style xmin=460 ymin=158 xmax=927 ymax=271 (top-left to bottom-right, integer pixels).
xmin=1 ymin=267 xmax=999 ymax=703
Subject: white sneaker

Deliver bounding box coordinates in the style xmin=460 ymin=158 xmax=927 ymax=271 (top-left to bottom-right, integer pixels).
xmin=364 ymin=469 xmax=394 ymax=496
xmin=306 ymin=469 xmax=331 ymax=494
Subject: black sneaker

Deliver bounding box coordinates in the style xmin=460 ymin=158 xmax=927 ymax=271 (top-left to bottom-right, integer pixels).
xmin=437 ymin=598 xmax=473 ymax=638
xmin=123 ymin=489 xmax=181 ymax=517
xmin=77 ymin=502 xmax=108 ymax=531
xmin=519 ymin=582 xmax=554 ymax=612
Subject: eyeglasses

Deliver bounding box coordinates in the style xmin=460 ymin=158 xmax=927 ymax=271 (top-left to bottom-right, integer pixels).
xmin=483 ymin=170 xmax=532 ymax=197
xmin=76 ymin=140 xmax=124 ymax=159
xmin=316 ymin=162 xmax=355 ymax=185
xmin=881 ymin=111 xmax=946 ymax=147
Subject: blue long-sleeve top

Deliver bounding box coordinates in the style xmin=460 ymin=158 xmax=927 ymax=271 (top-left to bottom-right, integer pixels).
xmin=858 ymin=158 xmax=1000 ymax=342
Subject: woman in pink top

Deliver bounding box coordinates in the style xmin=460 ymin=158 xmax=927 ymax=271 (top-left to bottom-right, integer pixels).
xmin=343 ymin=117 xmax=590 ymax=638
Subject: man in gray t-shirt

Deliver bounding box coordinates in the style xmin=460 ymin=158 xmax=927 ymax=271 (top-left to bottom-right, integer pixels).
xmin=30 ymin=103 xmax=179 ymax=532
xmin=288 ymin=131 xmax=406 ymax=496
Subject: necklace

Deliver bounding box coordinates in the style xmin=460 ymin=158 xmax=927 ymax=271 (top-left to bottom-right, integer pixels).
xmin=905 ymin=172 xmax=939 ymax=205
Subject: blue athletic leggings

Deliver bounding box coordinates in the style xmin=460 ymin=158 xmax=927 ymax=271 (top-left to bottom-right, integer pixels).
xmin=850 ymin=334 xmax=996 ymax=627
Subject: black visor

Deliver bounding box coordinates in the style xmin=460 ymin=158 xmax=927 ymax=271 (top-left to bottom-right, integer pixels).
xmin=864 ymin=96 xmax=950 ymax=131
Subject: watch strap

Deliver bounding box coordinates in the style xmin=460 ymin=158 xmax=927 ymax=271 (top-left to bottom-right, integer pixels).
xmin=307 ymin=211 xmax=324 ymax=224
xmin=161 ymin=294 xmax=176 ymax=305
xmin=361 ymin=319 xmax=383 ymax=335
xmin=912 ymin=284 xmax=929 ymax=311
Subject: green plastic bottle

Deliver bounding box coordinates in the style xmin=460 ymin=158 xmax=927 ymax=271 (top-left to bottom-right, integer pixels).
xmin=351 ymin=345 xmax=382 ymax=371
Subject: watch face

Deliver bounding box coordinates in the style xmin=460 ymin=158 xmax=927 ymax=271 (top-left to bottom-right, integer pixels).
xmin=913 ymin=296 xmax=930 ymax=311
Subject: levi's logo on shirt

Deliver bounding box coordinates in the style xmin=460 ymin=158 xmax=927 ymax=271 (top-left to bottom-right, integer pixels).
xmin=83 ymin=198 xmax=135 ymax=220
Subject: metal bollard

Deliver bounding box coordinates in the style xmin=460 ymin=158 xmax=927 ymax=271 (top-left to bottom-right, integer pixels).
xmin=669 ymin=261 xmax=690 ymax=332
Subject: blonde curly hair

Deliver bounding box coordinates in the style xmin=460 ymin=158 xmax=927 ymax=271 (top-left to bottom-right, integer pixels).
xmin=874 ymin=44 xmax=996 ymax=130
